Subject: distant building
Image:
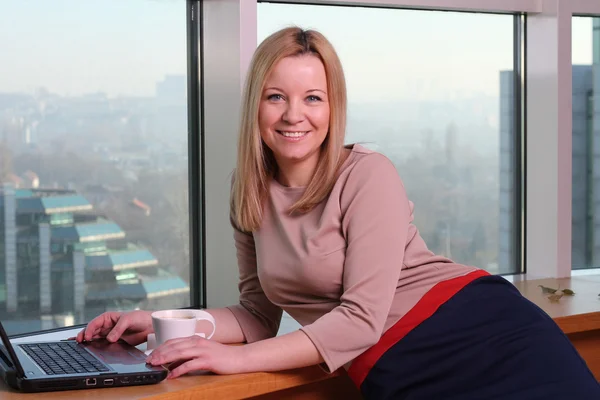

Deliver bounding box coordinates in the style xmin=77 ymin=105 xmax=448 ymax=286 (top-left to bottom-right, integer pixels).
xmin=572 ymin=65 xmax=594 ymax=268
xmin=591 ymin=18 xmax=600 ymax=266
xmin=131 ymin=198 xmax=151 ymax=216
xmin=498 ymin=70 xmax=517 ymax=274
xmin=152 ymin=75 xmax=188 ymax=156
xmin=156 ymin=75 xmax=186 ymax=106
xmin=0 ymin=184 xmax=189 ymax=326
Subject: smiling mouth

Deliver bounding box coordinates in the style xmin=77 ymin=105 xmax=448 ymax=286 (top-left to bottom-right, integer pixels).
xmin=276 ymin=130 xmax=310 ymax=138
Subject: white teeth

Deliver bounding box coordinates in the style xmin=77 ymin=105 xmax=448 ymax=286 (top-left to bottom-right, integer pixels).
xmin=279 ymin=131 xmax=308 ymax=138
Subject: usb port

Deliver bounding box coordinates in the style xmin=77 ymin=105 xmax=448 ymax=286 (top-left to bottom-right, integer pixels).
xmin=103 ymin=379 xmax=114 ymax=386
xmin=85 ymin=378 xmax=97 ymax=386
xmin=121 ymin=376 xmax=130 ymax=384
xmin=134 ymin=376 xmax=142 ymax=383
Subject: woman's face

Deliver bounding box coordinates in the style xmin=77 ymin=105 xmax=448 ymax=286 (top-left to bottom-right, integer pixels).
xmin=258 ymin=54 xmax=330 ymax=173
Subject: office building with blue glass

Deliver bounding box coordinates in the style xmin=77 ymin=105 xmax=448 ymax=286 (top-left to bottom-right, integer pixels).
xmin=0 ymin=184 xmax=188 ymax=328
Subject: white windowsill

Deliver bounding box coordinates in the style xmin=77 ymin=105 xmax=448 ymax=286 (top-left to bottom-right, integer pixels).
xmin=571 ymin=268 xmax=600 ymax=276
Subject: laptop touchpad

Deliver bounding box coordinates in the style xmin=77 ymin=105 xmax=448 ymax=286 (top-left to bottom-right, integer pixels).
xmin=83 ymin=340 xmax=155 ymax=373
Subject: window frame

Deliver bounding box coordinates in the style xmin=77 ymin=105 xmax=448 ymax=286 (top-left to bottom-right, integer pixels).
xmin=254 ymin=0 xmax=539 ymax=14
xmin=187 ymin=0 xmax=205 ymax=310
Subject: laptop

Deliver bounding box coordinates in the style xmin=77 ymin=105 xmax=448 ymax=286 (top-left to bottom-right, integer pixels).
xmin=0 ymin=320 xmax=167 ymax=392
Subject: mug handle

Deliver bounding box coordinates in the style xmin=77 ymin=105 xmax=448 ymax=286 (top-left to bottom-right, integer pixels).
xmin=193 ymin=310 xmax=216 ymax=340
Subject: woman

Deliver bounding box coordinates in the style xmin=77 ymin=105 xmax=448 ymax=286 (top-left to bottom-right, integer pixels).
xmin=77 ymin=27 xmax=600 ymax=399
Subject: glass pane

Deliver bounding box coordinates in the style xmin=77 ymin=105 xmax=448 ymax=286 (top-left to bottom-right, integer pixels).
xmin=258 ymin=3 xmax=517 ymax=274
xmin=0 ymin=0 xmax=191 ymax=335
xmin=572 ymin=16 xmax=599 ymax=270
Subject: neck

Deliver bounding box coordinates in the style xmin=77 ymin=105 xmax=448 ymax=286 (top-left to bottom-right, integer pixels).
xmin=275 ymin=153 xmax=321 ymax=188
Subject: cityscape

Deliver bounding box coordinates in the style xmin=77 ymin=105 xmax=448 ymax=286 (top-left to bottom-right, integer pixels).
xmin=0 ymin=76 xmax=191 ymax=334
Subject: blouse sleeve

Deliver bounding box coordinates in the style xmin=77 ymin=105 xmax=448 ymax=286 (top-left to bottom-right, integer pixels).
xmin=300 ymin=153 xmax=411 ymax=372
xmin=226 ymin=215 xmax=283 ymax=343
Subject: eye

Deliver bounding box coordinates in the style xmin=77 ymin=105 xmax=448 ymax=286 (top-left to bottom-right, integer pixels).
xmin=267 ymin=94 xmax=284 ymax=101
xmin=306 ymin=95 xmax=322 ymax=102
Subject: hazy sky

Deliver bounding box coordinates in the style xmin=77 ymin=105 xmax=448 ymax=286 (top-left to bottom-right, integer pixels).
xmin=259 ymin=4 xmax=595 ymax=102
xmin=0 ymin=0 xmax=186 ymax=97
xmin=573 ymin=16 xmax=594 ymax=64
xmin=0 ymin=1 xmax=594 ymax=98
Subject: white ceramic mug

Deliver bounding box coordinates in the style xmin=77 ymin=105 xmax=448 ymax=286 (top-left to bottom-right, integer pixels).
xmin=151 ymin=309 xmax=216 ymax=346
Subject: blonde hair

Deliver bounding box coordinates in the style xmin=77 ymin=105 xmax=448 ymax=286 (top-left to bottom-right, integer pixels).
xmin=232 ymin=27 xmax=347 ymax=232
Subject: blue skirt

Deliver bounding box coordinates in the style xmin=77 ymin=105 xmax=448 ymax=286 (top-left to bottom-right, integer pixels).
xmin=348 ymin=273 xmax=600 ymax=399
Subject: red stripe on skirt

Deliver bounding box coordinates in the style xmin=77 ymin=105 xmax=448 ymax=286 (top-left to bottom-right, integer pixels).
xmin=347 ymin=269 xmax=490 ymax=388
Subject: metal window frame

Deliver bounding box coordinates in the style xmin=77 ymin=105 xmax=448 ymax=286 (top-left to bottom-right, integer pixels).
xmin=513 ymin=14 xmax=526 ymax=274
xmin=187 ymin=0 xmax=205 ymax=308
xmin=257 ymin=0 xmax=539 ymax=13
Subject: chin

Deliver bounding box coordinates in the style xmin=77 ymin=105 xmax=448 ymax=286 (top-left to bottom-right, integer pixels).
xmin=279 ymin=153 xmax=311 ymax=163
xmin=274 ymin=147 xmax=318 ymax=164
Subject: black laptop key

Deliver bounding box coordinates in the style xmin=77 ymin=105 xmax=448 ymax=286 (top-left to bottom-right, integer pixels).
xmin=82 ymin=354 xmax=99 ymax=362
xmin=20 ymin=343 xmax=109 ymax=375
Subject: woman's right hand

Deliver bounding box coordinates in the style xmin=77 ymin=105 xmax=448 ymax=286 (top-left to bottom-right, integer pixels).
xmin=75 ymin=310 xmax=153 ymax=346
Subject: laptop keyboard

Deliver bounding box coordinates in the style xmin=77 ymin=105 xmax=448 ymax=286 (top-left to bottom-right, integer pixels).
xmin=20 ymin=342 xmax=110 ymax=375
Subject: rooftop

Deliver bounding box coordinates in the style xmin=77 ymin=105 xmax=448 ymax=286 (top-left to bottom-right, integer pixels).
xmin=51 ymin=245 xmax=159 ymax=271
xmin=51 ymin=219 xmax=125 ymax=242
xmin=18 ymin=195 xmax=93 ymax=214
xmin=1 ymin=189 xmax=93 ymax=214
xmin=86 ymin=247 xmax=159 ymax=271
xmin=86 ymin=275 xmax=189 ymax=301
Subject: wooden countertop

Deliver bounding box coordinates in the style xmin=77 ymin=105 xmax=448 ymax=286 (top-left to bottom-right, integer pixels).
xmin=1 ymin=274 xmax=600 ymax=399
xmin=0 ymin=365 xmax=345 ymax=400
xmin=511 ymin=275 xmax=600 ymax=334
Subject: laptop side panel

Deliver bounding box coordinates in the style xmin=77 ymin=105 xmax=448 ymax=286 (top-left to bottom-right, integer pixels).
xmin=17 ymin=370 xmax=168 ymax=393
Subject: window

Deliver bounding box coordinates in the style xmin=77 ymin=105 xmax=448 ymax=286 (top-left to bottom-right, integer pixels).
xmin=0 ymin=0 xmax=196 ymax=335
xmin=258 ymin=3 xmax=522 ymax=274
xmin=50 ymin=213 xmax=73 ymax=225
xmin=572 ymin=16 xmax=599 ymax=270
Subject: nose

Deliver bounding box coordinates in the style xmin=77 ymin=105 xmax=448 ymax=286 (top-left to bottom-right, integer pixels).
xmin=282 ymin=100 xmax=304 ymax=125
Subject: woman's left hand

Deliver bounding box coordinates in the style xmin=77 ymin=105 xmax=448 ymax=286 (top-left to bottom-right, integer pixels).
xmin=146 ymin=336 xmax=247 ymax=379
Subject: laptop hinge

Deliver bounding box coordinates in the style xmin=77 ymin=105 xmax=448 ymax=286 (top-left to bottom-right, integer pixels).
xmin=0 ymin=345 xmax=14 ymax=369
xmin=0 ymin=346 xmax=20 ymax=388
